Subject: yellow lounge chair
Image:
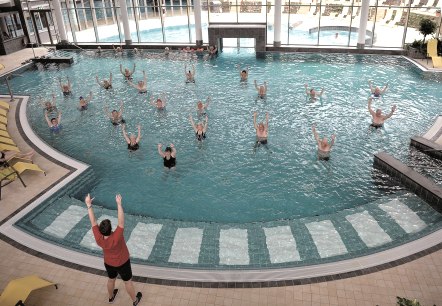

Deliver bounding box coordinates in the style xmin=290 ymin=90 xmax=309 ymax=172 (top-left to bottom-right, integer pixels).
xmin=0 ymin=116 xmax=6 ymax=125
xmin=427 ymin=38 xmax=438 ymax=58
xmin=432 ymin=56 xmax=442 ymax=68
xmin=0 ymin=108 xmax=7 ymax=117
xmin=0 ymin=165 xmax=26 ymax=200
xmin=0 ymin=123 xmax=7 ymax=131
xmin=12 ymin=161 xmax=46 ymax=176
xmin=0 ymin=275 xmax=57 ymax=306
xmin=0 ymin=100 xmax=10 ymax=110
xmin=0 ymin=130 xmax=10 ymax=138
xmin=0 ymin=136 xmax=15 ymax=146
xmin=0 ymin=143 xmax=19 ymax=152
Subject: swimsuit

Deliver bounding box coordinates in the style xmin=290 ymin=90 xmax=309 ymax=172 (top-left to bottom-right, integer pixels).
xmin=196 ymin=132 xmax=206 ymax=141
xmin=127 ymin=142 xmax=139 ymax=151
xmin=318 ymin=150 xmax=330 ymax=161
xmin=256 ymin=139 xmax=268 ymax=145
xmin=63 ymin=91 xmax=71 ymax=96
xmin=50 ymin=124 xmax=62 ymax=133
xmin=372 ymin=93 xmax=381 ymax=98
xmin=163 ymin=156 xmax=176 ymax=168
xmin=370 ymin=123 xmax=383 ymax=129
xmin=104 ymin=85 xmax=112 ymax=90
xmin=111 ymin=118 xmax=125 ymax=126
xmin=79 ymin=105 xmax=88 ymax=111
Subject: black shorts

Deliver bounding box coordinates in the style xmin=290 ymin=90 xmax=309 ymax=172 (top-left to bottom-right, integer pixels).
xmin=104 ymin=259 xmax=133 ymax=281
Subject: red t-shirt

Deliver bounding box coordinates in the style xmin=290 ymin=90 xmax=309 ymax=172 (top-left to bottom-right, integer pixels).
xmin=92 ymin=225 xmax=130 ymax=267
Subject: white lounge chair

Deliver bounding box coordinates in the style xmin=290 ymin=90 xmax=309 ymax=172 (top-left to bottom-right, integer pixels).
xmin=422 ymin=115 xmax=442 ymax=141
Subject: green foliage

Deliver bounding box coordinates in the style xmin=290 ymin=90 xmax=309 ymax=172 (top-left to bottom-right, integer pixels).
xmin=419 ymin=19 xmax=437 ymax=42
xmin=396 ymin=296 xmax=436 ymax=306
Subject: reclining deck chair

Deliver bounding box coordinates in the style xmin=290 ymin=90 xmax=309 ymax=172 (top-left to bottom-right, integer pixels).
xmin=0 ymin=275 xmax=58 ymax=306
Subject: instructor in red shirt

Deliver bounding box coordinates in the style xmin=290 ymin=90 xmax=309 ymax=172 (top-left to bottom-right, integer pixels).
xmin=85 ymin=193 xmax=142 ymax=305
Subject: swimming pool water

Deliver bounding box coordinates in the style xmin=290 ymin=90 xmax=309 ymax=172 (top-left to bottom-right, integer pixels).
xmin=4 ymin=51 xmax=442 ymax=223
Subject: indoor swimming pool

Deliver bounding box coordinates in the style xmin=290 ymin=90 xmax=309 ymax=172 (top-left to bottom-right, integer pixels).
xmin=2 ymin=50 xmax=442 ymax=270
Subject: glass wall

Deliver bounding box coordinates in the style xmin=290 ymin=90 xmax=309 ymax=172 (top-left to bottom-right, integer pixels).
xmin=20 ymin=0 xmax=441 ymax=47
xmin=0 ymin=12 xmax=25 ymax=40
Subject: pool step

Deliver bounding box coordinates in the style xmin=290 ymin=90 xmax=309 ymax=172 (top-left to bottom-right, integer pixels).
xmin=30 ymin=192 xmax=442 ymax=269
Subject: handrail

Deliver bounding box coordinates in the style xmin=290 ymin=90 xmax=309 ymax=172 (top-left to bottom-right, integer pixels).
xmin=4 ymin=74 xmax=23 ymax=102
xmin=68 ymin=42 xmax=84 ymax=51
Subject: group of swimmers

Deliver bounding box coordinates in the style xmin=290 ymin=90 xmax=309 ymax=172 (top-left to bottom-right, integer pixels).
xmin=41 ymin=49 xmax=397 ymax=165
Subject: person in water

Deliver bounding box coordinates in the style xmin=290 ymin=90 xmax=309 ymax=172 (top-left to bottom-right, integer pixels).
xmin=368 ymin=80 xmax=388 ymax=98
xmin=253 ymin=111 xmax=270 ymax=151
xmin=368 ymin=97 xmax=396 ymax=129
xmin=40 ymin=94 xmax=57 ymax=113
xmin=312 ymin=124 xmax=335 ymax=161
xmin=44 ymin=109 xmax=62 ymax=133
xmin=78 ymin=91 xmax=93 ymax=111
xmin=104 ymin=102 xmax=125 ymax=126
xmin=189 ymin=114 xmax=208 ymax=142
xmin=304 ymin=83 xmax=324 ymax=101
xmin=150 ymin=93 xmax=167 ymax=110
xmin=254 ymin=80 xmax=267 ymax=99
xmin=128 ymin=71 xmax=147 ymax=94
xmin=237 ymin=65 xmax=249 ymax=81
xmin=207 ymin=45 xmax=218 ymax=58
xmin=157 ymin=143 xmax=176 ymax=169
xmin=185 ymin=64 xmax=195 ymax=83
xmin=120 ymin=63 xmax=136 ymax=80
xmin=59 ymin=77 xmax=72 ymax=96
xmin=96 ymin=72 xmax=113 ymax=90
xmin=96 ymin=46 xmax=102 ymax=54
xmin=196 ymin=96 xmax=211 ymax=116
xmin=113 ymin=44 xmax=123 ymax=54
xmin=122 ymin=124 xmax=141 ymax=152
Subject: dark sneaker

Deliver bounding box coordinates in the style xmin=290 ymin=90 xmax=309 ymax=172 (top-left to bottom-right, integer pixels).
xmin=108 ymin=288 xmax=119 ymax=304
xmin=133 ymin=292 xmax=142 ymax=306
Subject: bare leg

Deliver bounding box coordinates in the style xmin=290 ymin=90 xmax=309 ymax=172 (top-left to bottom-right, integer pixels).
xmin=124 ymin=279 xmax=136 ymax=302
xmin=107 ymin=278 xmax=116 ymax=299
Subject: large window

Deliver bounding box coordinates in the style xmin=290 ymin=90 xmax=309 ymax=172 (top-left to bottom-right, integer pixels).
xmin=30 ymin=0 xmax=441 ymax=47
xmin=0 ymin=13 xmax=24 ymax=40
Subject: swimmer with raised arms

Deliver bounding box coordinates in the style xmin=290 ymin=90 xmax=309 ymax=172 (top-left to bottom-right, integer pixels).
xmin=40 ymin=94 xmax=57 ymax=113
xmin=254 ymin=80 xmax=267 ymax=99
xmin=368 ymin=80 xmax=388 ymax=98
xmin=312 ymin=124 xmax=335 ymax=161
xmin=196 ymin=96 xmax=211 ymax=116
xmin=96 ymin=72 xmax=113 ymax=90
xmin=120 ymin=63 xmax=136 ymax=80
xmin=104 ymin=101 xmax=125 ymax=126
xmin=150 ymin=93 xmax=167 ymax=110
xmin=189 ymin=114 xmax=208 ymax=142
xmin=237 ymin=65 xmax=249 ymax=81
xmin=128 ymin=70 xmax=147 ymax=94
xmin=78 ymin=91 xmax=93 ymax=111
xmin=253 ymin=111 xmax=270 ymax=151
xmin=304 ymin=83 xmax=324 ymax=101
xmin=59 ymin=77 xmax=72 ymax=96
xmin=122 ymin=124 xmax=141 ymax=152
xmin=368 ymin=97 xmax=396 ymax=129
xmin=157 ymin=143 xmax=176 ymax=169
xmin=44 ymin=109 xmax=62 ymax=133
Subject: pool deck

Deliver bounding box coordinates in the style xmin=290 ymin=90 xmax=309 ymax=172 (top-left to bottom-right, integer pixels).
xmin=0 ymin=48 xmax=442 ymax=305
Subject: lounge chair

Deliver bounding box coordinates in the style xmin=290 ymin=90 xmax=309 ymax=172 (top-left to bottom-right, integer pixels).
xmin=0 ymin=116 xmax=7 ymax=125
xmin=431 ymin=56 xmax=442 ymax=68
xmin=0 ymin=275 xmax=57 ymax=306
xmin=0 ymin=108 xmax=7 ymax=117
xmin=0 ymin=165 xmax=26 ymax=200
xmin=0 ymin=136 xmax=16 ymax=146
xmin=12 ymin=161 xmax=46 ymax=176
xmin=0 ymin=123 xmax=7 ymax=131
xmin=0 ymin=130 xmax=10 ymax=138
xmin=0 ymin=143 xmax=20 ymax=152
xmin=0 ymin=100 xmax=10 ymax=110
xmin=426 ymin=38 xmax=440 ymax=65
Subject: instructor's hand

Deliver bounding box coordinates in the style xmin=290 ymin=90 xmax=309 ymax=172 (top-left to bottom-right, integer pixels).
xmin=116 ymin=194 xmax=122 ymax=206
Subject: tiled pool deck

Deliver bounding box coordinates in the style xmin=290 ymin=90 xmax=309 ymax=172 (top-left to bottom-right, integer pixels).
xmin=0 ymin=48 xmax=442 ymax=305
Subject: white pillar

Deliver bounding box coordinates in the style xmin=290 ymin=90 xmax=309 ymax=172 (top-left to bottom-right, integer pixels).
xmin=80 ymin=0 xmax=89 ymax=28
xmin=89 ymin=0 xmax=98 ymax=26
xmin=194 ymin=0 xmax=203 ymax=45
xmin=357 ymin=0 xmax=370 ymax=49
xmin=52 ymin=0 xmax=68 ymax=43
xmin=119 ymin=0 xmax=132 ymax=44
xmin=274 ymin=0 xmax=282 ymax=47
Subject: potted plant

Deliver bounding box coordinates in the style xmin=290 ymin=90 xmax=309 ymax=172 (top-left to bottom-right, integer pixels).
xmin=407 ymin=39 xmax=424 ymax=58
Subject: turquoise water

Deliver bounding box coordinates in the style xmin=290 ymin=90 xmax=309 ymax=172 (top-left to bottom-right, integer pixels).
xmin=102 ymin=23 xmax=363 ymax=45
xmin=3 ymin=51 xmax=442 ymax=223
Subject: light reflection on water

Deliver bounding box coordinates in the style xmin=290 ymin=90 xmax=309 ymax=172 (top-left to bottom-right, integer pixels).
xmin=3 ymin=51 xmax=441 ymax=222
